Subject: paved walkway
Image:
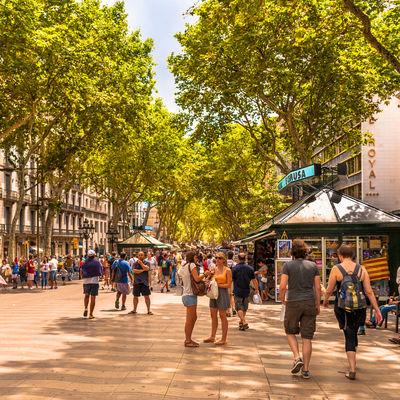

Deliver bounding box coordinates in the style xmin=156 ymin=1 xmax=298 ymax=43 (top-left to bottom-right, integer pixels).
xmin=1 ymin=281 xmax=399 ymax=400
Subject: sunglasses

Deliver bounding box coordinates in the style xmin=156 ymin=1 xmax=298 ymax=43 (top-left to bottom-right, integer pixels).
xmin=215 ymin=257 xmax=223 ymax=260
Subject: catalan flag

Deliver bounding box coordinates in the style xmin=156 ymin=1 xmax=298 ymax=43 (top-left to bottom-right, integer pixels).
xmin=362 ymin=257 xmax=390 ymax=281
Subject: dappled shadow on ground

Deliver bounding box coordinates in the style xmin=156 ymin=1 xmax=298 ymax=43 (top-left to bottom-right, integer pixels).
xmin=1 ymin=296 xmax=400 ymax=400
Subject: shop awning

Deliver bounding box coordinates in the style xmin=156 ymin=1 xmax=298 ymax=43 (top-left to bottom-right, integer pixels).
xmin=117 ymin=232 xmax=168 ymax=249
xmin=232 ymin=230 xmax=276 ymax=245
xmin=255 ymin=188 xmax=400 ymax=231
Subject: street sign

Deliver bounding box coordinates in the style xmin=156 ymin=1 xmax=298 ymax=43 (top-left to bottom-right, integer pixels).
xmin=278 ymin=164 xmax=321 ymax=192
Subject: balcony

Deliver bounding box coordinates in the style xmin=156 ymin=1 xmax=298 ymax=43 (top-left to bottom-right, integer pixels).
xmin=52 ymin=228 xmax=81 ymax=237
xmin=1 ymin=189 xmax=19 ymax=201
xmin=0 ymin=225 xmax=45 ymax=234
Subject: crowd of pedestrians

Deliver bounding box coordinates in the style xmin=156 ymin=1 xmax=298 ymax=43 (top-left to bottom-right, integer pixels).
xmin=0 ymin=254 xmax=78 ymax=290
xmin=2 ymin=241 xmax=399 ymax=383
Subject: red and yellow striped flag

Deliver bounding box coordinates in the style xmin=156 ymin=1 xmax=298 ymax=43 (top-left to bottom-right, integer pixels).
xmin=362 ymin=257 xmax=390 ymax=281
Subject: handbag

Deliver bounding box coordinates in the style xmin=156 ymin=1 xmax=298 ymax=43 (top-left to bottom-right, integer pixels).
xmin=261 ymin=276 xmax=268 ymax=283
xmin=206 ymin=278 xmax=219 ymax=299
xmin=189 ymin=263 xmax=206 ymax=296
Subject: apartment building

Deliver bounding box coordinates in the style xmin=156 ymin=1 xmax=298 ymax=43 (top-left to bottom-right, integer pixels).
xmin=0 ymin=154 xmax=130 ymax=258
xmin=311 ymin=96 xmax=400 ymax=214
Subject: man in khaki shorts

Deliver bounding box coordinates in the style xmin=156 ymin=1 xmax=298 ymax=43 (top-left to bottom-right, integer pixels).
xmin=279 ymin=239 xmax=321 ymax=379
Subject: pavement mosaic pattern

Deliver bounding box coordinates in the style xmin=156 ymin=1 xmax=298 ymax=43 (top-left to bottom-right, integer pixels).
xmin=1 ymin=281 xmax=400 ymax=400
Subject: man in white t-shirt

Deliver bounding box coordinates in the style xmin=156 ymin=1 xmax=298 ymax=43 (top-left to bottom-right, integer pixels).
xmin=49 ymin=256 xmax=59 ymax=289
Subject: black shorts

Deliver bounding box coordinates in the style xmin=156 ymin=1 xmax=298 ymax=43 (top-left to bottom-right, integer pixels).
xmin=133 ymin=283 xmax=151 ymax=297
xmin=19 ymin=275 xmax=27 ymax=282
xmin=83 ymin=283 xmax=99 ymax=296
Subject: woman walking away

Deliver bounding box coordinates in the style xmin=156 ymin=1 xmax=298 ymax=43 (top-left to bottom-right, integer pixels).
xmin=323 ymin=244 xmax=382 ymax=380
xmin=204 ymin=252 xmax=232 ymax=345
xmin=179 ymin=251 xmax=210 ymax=347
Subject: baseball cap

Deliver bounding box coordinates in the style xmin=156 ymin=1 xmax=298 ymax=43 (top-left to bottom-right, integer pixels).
xmin=87 ymin=250 xmax=96 ymax=257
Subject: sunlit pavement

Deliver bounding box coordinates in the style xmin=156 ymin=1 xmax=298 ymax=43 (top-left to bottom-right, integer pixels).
xmin=1 ymin=282 xmax=399 ymax=400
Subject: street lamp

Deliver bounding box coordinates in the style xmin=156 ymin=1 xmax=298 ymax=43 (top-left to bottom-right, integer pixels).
xmin=78 ymin=218 xmax=95 ymax=255
xmin=106 ymin=226 xmax=119 ymax=252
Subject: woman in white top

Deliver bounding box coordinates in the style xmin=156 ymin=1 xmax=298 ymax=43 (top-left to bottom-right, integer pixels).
xmin=40 ymin=257 xmax=50 ymax=289
xmin=179 ymin=251 xmax=211 ymax=347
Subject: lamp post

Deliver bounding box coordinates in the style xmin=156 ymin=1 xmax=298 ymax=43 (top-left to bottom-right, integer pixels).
xmin=106 ymin=226 xmax=119 ymax=253
xmin=78 ymin=218 xmax=95 ymax=256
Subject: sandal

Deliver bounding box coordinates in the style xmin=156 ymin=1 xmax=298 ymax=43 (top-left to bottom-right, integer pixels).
xmin=365 ymin=321 xmax=376 ymax=328
xmin=147 ymin=311 xmax=154 ymax=315
xmin=388 ymin=337 xmax=400 ymax=344
xmin=215 ymin=340 xmax=228 ymax=346
xmin=203 ymin=338 xmax=216 ymax=343
xmin=345 ymin=371 xmax=356 ymax=380
xmin=184 ymin=341 xmax=199 ymax=348
xmin=128 ymin=311 xmax=137 ymax=314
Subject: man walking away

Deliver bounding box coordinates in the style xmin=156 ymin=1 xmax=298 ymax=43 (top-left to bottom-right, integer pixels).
xmin=81 ymin=250 xmax=103 ymax=319
xmin=232 ymin=253 xmax=259 ymax=331
xmin=158 ymin=252 xmax=171 ymax=293
xmin=130 ymin=251 xmax=153 ymax=314
xmin=113 ymin=252 xmax=133 ymax=311
xmin=49 ymin=256 xmax=59 ymax=289
xmin=279 ymin=239 xmax=321 ymax=379
xmin=169 ymin=252 xmax=177 ymax=287
xmin=65 ymin=254 xmax=74 ymax=281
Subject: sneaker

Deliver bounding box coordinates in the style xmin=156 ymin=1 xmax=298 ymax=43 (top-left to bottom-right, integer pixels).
xmin=166 ymin=289 xmax=170 ymax=292
xmin=111 ymin=288 xmax=116 ymax=292
xmin=121 ymin=305 xmax=126 ymax=311
xmin=115 ymin=300 xmax=119 ymax=309
xmin=301 ymin=370 xmax=310 ymax=379
xmin=83 ymin=309 xmax=88 ymax=317
xmin=150 ymin=287 xmax=153 ymax=291
xmin=358 ymin=329 xmax=366 ymax=336
xmin=88 ymin=315 xmax=95 ymax=319
xmin=226 ymin=312 xmax=232 ymax=317
xmin=161 ymin=288 xmax=164 ymax=293
xmin=54 ymin=286 xmax=58 ymax=289
xmin=232 ymin=310 xmax=237 ymax=316
xmin=291 ymin=358 xmax=304 ymax=374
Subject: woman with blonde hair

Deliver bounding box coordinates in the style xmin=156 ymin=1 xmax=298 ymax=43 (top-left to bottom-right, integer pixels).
xmin=204 ymin=252 xmax=232 ymax=345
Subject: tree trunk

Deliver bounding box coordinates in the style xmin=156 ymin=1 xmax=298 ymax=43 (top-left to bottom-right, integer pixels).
xmin=44 ymin=207 xmax=56 ymax=257
xmin=8 ymin=168 xmax=26 ymax=261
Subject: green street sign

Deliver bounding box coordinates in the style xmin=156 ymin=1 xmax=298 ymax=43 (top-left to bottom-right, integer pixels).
xmin=278 ymin=164 xmax=321 ymax=192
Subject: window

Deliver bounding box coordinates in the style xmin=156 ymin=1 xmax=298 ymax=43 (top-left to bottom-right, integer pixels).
xmin=342 ymin=183 xmax=362 ymax=200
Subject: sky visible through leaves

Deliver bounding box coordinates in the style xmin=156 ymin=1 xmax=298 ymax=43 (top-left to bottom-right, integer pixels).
xmin=101 ymin=0 xmax=194 ymax=113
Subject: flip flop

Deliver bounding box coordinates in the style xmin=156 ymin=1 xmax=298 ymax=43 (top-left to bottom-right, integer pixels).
xmin=147 ymin=311 xmax=154 ymax=315
xmin=215 ymin=341 xmax=228 ymax=346
xmin=203 ymin=338 xmax=216 ymax=343
xmin=389 ymin=337 xmax=400 ymax=344
xmin=128 ymin=311 xmax=137 ymax=314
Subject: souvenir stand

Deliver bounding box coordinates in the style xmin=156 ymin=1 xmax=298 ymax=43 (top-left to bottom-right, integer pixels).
xmin=235 ymin=188 xmax=400 ymax=301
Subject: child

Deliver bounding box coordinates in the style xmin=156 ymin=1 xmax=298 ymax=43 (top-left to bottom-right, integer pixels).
xmin=60 ymin=266 xmax=68 ymax=285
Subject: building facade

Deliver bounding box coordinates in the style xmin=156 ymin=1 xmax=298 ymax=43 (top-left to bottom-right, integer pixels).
xmin=312 ymin=96 xmax=400 ymax=214
xmin=0 ymin=154 xmax=134 ymax=258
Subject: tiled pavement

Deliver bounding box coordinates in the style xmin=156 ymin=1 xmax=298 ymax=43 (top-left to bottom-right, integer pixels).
xmin=1 ymin=282 xmax=400 ymax=400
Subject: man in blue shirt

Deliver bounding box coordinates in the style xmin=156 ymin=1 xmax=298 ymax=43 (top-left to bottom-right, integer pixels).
xmin=232 ymin=253 xmax=259 ymax=331
xmin=112 ymin=252 xmax=133 ymax=311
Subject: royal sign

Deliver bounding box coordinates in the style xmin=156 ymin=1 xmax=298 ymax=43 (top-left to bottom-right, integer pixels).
xmin=278 ymin=164 xmax=321 ymax=192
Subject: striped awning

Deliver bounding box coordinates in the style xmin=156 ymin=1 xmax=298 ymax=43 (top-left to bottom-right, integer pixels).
xmin=362 ymin=257 xmax=390 ymax=281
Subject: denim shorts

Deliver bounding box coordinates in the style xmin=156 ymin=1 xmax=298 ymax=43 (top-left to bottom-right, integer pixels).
xmin=49 ymin=271 xmax=57 ymax=281
xmin=182 ymin=295 xmax=197 ymax=307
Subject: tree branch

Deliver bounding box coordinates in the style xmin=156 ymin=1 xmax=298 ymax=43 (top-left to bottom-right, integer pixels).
xmin=342 ymin=0 xmax=400 ymax=74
